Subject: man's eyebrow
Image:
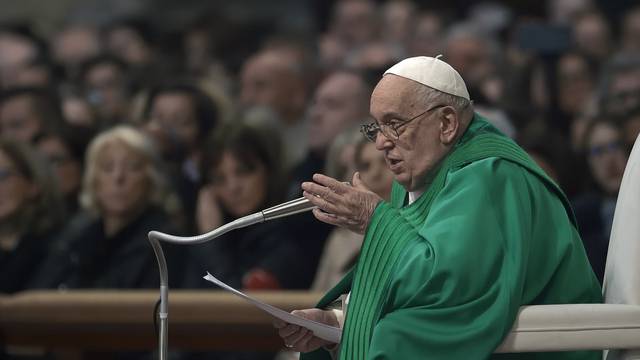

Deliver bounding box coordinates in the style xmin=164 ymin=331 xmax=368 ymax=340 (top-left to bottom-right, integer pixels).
xmin=369 ymin=111 xmax=406 ymax=123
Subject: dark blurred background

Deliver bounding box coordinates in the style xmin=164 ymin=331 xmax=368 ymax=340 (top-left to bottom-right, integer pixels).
xmin=1 ymin=0 xmax=639 ymax=358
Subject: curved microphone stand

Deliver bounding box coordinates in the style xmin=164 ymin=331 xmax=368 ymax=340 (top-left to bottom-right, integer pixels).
xmin=147 ymin=196 xmax=316 ymax=360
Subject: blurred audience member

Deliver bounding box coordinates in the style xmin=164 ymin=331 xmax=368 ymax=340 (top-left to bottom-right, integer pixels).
xmin=0 ymin=139 xmax=64 ymax=293
xmin=0 ymin=25 xmax=47 ymax=89
xmin=79 ymin=55 xmax=132 ymax=127
xmin=572 ymin=11 xmax=613 ymax=64
xmin=558 ymin=52 xmax=597 ymax=120
xmin=408 ymin=11 xmax=445 ymax=58
xmin=51 ymin=24 xmax=102 ymax=81
xmin=598 ymin=52 xmax=640 ymax=121
xmin=621 ymin=6 xmax=640 ymax=53
xmin=240 ymin=47 xmax=311 ymax=167
xmin=103 ymin=17 xmax=160 ymax=88
xmin=34 ymin=131 xmax=83 ymax=214
xmin=444 ymin=22 xmax=502 ymax=103
xmin=319 ymin=0 xmax=379 ymax=69
xmin=143 ymin=82 xmax=219 ymax=231
xmin=548 ymin=0 xmax=595 ymax=25
xmin=104 ymin=18 xmax=153 ymax=67
xmin=188 ymin=123 xmax=304 ymax=290
xmin=573 ymin=119 xmax=628 ymax=282
xmin=380 ymin=0 xmax=415 ymax=57
xmin=0 ymin=87 xmax=64 ymax=143
xmin=31 ymin=126 xmax=182 ymax=289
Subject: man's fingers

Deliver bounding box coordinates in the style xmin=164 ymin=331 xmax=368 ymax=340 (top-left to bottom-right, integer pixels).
xmin=278 ymin=324 xmax=301 ymax=338
xmin=292 ymin=330 xmax=317 ymax=352
xmin=284 ymin=327 xmax=309 ymax=347
xmin=304 ymin=191 xmax=342 ymax=214
xmin=312 ymin=173 xmax=351 ymax=194
xmin=302 ymin=182 xmax=342 ymax=204
xmin=273 ymin=318 xmax=287 ymax=329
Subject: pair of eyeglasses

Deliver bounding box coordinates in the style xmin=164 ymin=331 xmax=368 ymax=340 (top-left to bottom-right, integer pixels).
xmin=360 ymin=104 xmax=446 ymax=142
xmin=589 ymin=140 xmax=622 ymax=157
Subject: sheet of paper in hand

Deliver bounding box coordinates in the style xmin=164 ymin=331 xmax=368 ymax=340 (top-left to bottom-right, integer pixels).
xmin=203 ymin=272 xmax=342 ymax=343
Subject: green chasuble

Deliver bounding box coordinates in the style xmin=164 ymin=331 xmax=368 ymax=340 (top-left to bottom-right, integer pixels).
xmin=302 ymin=114 xmax=602 ymax=360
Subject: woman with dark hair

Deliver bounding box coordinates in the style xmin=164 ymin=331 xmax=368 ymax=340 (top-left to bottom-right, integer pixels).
xmin=0 ymin=138 xmax=64 ymax=293
xmin=34 ymin=131 xmax=83 ymax=215
xmin=143 ymin=81 xmax=219 ymax=231
xmin=573 ymin=119 xmax=628 ymax=283
xmin=186 ymin=123 xmax=300 ymax=291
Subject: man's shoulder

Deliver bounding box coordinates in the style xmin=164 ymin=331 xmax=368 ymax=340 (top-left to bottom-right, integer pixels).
xmin=447 ymin=156 xmax=534 ymax=188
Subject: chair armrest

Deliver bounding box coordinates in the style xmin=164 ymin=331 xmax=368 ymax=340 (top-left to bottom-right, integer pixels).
xmin=496 ymin=304 xmax=640 ymax=352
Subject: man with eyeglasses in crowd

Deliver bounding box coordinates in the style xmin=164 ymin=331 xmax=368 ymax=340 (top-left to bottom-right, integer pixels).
xmin=274 ymin=56 xmax=601 ymax=359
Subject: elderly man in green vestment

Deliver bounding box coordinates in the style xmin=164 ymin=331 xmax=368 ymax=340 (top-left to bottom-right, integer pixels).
xmin=273 ymin=56 xmax=602 ymax=359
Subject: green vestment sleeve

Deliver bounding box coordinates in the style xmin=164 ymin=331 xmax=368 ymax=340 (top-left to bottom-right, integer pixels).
xmin=365 ymin=158 xmax=601 ymax=360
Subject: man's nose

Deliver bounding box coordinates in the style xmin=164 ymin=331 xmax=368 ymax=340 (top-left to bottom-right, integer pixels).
xmin=375 ymin=131 xmax=392 ymax=150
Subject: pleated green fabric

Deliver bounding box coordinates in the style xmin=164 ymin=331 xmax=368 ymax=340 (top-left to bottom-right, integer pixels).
xmin=301 ymin=114 xmax=601 ymax=360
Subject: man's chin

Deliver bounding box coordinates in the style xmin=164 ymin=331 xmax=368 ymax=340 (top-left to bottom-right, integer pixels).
xmin=393 ymin=174 xmax=411 ymax=190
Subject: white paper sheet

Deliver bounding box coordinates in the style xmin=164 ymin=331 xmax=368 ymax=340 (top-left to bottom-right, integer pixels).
xmin=203 ymin=272 xmax=342 ymax=343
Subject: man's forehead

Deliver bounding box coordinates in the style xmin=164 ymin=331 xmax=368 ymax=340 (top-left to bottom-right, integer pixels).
xmin=371 ymin=75 xmax=421 ymax=112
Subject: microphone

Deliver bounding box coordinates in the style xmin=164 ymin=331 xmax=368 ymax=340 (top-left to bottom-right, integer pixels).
xmin=147 ymin=196 xmax=316 ymax=360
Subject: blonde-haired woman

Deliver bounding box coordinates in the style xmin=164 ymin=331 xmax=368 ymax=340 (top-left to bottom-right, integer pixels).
xmin=33 ymin=126 xmax=184 ymax=289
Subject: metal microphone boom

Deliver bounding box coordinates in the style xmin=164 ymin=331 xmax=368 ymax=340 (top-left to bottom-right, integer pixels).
xmin=147 ymin=196 xmax=316 ymax=360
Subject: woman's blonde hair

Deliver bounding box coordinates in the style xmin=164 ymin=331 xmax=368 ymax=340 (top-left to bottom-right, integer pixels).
xmin=80 ymin=126 xmax=177 ymax=216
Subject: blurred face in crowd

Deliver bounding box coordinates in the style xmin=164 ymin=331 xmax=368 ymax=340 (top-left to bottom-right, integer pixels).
xmin=211 ymin=151 xmax=267 ymax=218
xmin=0 ymin=33 xmax=38 ymax=88
xmin=409 ymin=13 xmax=443 ymax=57
xmin=146 ymin=92 xmax=199 ymax=154
xmin=0 ymin=95 xmax=43 ymax=142
xmin=622 ymin=8 xmax=640 ymax=52
xmin=370 ymin=75 xmax=460 ymax=191
xmin=308 ymin=72 xmax=369 ymax=152
xmin=240 ymin=51 xmax=306 ymax=125
xmin=605 ymin=68 xmax=640 ymax=117
xmin=357 ymin=142 xmax=394 ymax=200
xmin=558 ymin=53 xmax=594 ymax=115
xmin=573 ymin=13 xmax=611 ymax=60
xmin=586 ymin=122 xmax=627 ymax=195
xmin=0 ymin=148 xmax=36 ymax=222
xmin=444 ymin=35 xmax=492 ymax=87
xmin=52 ymin=26 xmax=101 ymax=73
xmin=548 ymin=0 xmax=594 ymax=24
xmin=84 ymin=62 xmax=128 ymax=121
xmin=381 ymin=0 xmax=414 ymax=43
xmin=94 ymin=140 xmax=150 ymax=218
xmin=36 ymin=136 xmax=81 ymax=197
xmin=106 ymin=26 xmax=151 ymax=66
xmin=332 ymin=0 xmax=378 ymax=45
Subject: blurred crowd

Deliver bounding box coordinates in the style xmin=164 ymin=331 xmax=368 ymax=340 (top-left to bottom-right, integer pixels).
xmin=0 ymin=0 xmax=639 ymax=317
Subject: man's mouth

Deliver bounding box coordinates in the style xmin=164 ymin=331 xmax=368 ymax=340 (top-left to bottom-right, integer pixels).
xmin=386 ymin=157 xmax=403 ymax=171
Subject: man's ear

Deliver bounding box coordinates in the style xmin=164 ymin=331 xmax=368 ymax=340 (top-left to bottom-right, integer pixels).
xmin=439 ymin=106 xmax=459 ymax=145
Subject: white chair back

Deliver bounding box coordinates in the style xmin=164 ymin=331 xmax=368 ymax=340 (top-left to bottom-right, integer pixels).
xmin=603 ymin=134 xmax=640 ymax=360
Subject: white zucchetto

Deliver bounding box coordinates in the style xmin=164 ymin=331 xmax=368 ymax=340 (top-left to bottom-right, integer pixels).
xmin=384 ymin=55 xmax=471 ymax=101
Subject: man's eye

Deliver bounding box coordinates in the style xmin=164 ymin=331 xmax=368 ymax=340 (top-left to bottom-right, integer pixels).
xmin=389 ymin=120 xmax=404 ymax=129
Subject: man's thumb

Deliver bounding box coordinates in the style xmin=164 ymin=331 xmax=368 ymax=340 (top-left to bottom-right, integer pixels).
xmin=353 ymin=171 xmax=366 ymax=188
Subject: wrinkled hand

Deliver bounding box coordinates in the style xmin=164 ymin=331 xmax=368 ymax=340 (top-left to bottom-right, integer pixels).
xmin=302 ymin=172 xmax=382 ymax=234
xmin=273 ymin=308 xmax=339 ymax=352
